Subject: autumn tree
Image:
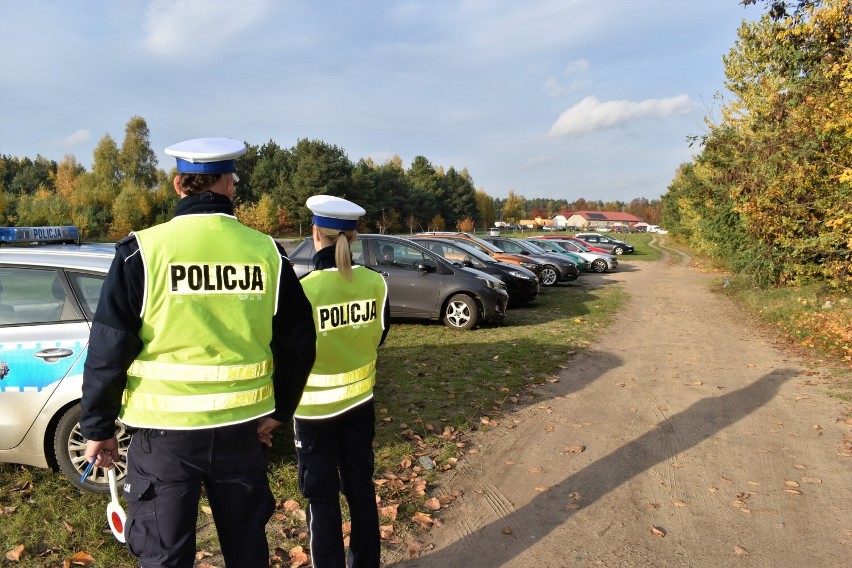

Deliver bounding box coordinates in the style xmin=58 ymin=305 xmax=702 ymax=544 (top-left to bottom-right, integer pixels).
xmin=119 ymin=116 xmax=159 ymax=188
xmin=475 ymin=188 xmax=496 ymax=228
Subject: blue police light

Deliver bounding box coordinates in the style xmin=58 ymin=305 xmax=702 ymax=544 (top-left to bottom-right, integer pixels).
xmin=0 ymin=226 xmax=80 ymax=245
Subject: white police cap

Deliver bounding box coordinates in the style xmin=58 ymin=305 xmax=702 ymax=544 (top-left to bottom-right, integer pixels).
xmin=306 ymin=195 xmax=366 ymax=231
xmin=164 ymin=137 xmax=246 ymax=175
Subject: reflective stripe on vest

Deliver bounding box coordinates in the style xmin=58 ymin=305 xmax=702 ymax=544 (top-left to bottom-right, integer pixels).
xmin=122 ymin=384 xmax=274 ymax=413
xmin=298 ymin=374 xmax=376 ymax=406
xmin=306 ymin=360 xmax=375 ymax=388
xmin=127 ymin=358 xmax=273 ymax=382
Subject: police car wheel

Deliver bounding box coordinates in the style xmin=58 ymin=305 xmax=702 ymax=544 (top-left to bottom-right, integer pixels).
xmin=53 ymin=404 xmax=131 ymax=494
xmin=443 ymin=294 xmax=478 ymax=330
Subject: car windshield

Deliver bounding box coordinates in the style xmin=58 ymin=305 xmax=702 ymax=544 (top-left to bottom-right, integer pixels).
xmin=524 ymin=241 xmax=547 ymax=253
xmin=418 ymin=240 xmax=487 ymax=269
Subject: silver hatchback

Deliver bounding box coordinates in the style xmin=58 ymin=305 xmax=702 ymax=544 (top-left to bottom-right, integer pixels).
xmin=0 ymin=227 xmax=130 ymax=493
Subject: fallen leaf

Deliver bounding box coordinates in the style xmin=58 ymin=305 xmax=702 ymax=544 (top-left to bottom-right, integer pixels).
xmin=784 ymin=489 xmax=803 ymax=495
xmin=650 ymin=526 xmax=666 ymax=538
xmin=6 ymin=545 xmax=25 ymax=562
xmin=63 ymin=520 xmax=75 ymax=533
xmin=68 ymin=552 xmax=94 ymax=566
xmin=201 ymin=505 xmax=212 ymax=515
xmin=672 ymin=500 xmax=688 ymax=507
xmin=566 ymin=502 xmax=581 ymax=510
xmin=734 ymin=545 xmax=749 ymax=556
xmin=545 ymin=426 xmax=554 ymax=433
xmin=784 ymin=481 xmax=800 ymax=487
xmin=282 ymin=499 xmax=302 ymax=511
xmin=707 ymin=486 xmax=719 ymax=493
xmin=379 ymin=504 xmax=398 ymax=520
xmin=289 ymin=545 xmax=309 ymax=567
xmin=534 ymin=486 xmax=548 ymax=492
xmin=527 ymin=467 xmax=543 ymax=474
xmin=411 ymin=512 xmax=433 ymax=528
xmin=379 ymin=525 xmax=394 ymax=539
xmin=563 ymin=445 xmax=586 ymax=453
xmin=424 ymin=498 xmax=441 ymax=511
xmin=801 ymin=477 xmax=822 ymax=484
xmin=501 ymin=526 xmax=512 ymax=535
xmin=793 ymin=464 xmax=807 ymax=470
xmin=720 ymin=476 xmax=734 ymax=484
xmin=647 ymin=503 xmax=659 ymax=509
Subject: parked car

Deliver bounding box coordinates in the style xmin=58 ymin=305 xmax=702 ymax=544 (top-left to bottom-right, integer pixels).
xmin=289 ymin=234 xmax=509 ymax=331
xmin=486 ymin=227 xmax=500 ymax=237
xmin=480 ymin=236 xmax=580 ymax=286
xmin=573 ymin=233 xmax=634 ymax=255
xmin=527 ymin=236 xmax=619 ymax=273
xmin=521 ymin=239 xmax=590 ymax=272
xmin=411 ymin=237 xmax=540 ymax=306
xmin=0 ymin=226 xmax=131 ymax=493
xmin=410 ymin=232 xmax=546 ymax=282
xmin=536 ymin=235 xmax=612 ymax=255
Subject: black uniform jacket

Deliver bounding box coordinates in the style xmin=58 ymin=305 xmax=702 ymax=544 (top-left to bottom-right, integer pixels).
xmin=310 ymin=245 xmax=391 ymax=346
xmin=80 ymin=192 xmax=317 ymax=441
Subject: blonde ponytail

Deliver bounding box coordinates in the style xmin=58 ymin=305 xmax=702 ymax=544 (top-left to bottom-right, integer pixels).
xmin=316 ymin=226 xmax=357 ymax=281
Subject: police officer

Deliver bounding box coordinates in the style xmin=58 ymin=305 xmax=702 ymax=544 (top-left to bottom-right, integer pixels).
xmin=295 ymin=195 xmax=390 ymax=568
xmin=80 ymin=138 xmax=317 ymax=568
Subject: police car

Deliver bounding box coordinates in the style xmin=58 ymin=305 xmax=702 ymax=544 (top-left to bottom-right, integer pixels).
xmin=0 ymin=226 xmax=130 ymax=493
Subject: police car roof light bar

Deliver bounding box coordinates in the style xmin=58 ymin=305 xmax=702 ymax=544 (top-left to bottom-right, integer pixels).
xmin=0 ymin=226 xmax=80 ymax=246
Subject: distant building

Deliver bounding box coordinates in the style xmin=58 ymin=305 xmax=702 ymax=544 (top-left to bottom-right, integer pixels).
xmin=563 ymin=211 xmax=641 ymax=230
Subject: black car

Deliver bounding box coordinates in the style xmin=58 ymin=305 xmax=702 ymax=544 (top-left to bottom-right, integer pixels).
xmin=573 ymin=233 xmax=634 ymax=255
xmin=288 ymin=234 xmax=509 ymax=331
xmin=412 ymin=237 xmax=540 ymax=306
xmin=481 ymin=236 xmax=580 ymax=286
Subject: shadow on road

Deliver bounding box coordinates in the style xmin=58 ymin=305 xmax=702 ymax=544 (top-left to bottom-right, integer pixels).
xmin=392 ymin=368 xmax=798 ymax=567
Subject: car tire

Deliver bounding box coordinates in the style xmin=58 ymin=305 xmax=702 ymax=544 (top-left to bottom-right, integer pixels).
xmin=591 ymin=259 xmax=608 ymax=273
xmin=540 ymin=266 xmax=559 ymax=286
xmin=443 ymin=294 xmax=479 ymax=330
xmin=613 ymin=246 xmax=624 ymax=255
xmin=54 ymin=403 xmax=131 ymax=494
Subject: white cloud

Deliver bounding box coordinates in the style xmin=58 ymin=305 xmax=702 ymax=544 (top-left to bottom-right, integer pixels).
xmin=143 ymin=0 xmax=271 ymax=57
xmin=547 ymin=95 xmax=694 ymax=138
xmin=543 ymin=77 xmax=567 ymax=97
xmin=63 ymin=129 xmax=91 ymax=146
xmin=564 ymin=58 xmax=588 ymax=74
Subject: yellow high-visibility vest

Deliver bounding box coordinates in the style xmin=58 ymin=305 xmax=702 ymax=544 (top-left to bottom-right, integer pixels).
xmin=120 ymin=214 xmax=281 ymax=429
xmin=295 ymin=266 xmax=387 ymax=419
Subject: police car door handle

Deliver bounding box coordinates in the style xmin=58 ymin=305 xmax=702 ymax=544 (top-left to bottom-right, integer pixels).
xmin=34 ymin=347 xmax=74 ymax=363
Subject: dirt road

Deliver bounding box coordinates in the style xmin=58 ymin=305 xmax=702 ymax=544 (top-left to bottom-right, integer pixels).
xmin=388 ymin=239 xmax=851 ymax=568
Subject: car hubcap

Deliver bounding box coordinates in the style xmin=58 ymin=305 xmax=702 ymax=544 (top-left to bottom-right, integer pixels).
xmin=593 ymin=260 xmax=606 ymax=272
xmin=541 ymin=268 xmax=558 ymax=286
xmin=446 ymin=301 xmax=471 ymax=328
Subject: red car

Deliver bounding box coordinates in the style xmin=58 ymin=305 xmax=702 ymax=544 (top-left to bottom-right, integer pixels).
xmin=529 ymin=235 xmax=610 ymax=255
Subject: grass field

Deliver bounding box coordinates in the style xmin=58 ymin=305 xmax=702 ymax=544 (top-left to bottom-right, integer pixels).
xmin=2 ymin=232 xmax=846 ymax=566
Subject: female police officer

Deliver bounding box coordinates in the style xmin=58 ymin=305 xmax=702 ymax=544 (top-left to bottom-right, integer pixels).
xmin=294 ymin=195 xmax=390 ymax=568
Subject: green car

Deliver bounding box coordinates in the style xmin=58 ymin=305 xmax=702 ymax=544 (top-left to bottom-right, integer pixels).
xmin=523 ymin=239 xmax=590 ymax=273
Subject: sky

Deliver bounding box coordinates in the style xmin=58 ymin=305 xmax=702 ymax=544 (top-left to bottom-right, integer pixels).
xmin=0 ymin=0 xmax=765 ymax=204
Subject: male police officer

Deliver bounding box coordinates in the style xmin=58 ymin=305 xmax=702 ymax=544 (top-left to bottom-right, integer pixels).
xmin=80 ymin=138 xmax=316 ymax=568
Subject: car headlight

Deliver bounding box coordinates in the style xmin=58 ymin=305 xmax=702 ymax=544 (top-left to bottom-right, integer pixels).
xmin=477 ymin=276 xmax=505 ymax=290
xmin=520 ymin=262 xmax=538 ymax=270
xmin=508 ymin=270 xmax=536 ymax=281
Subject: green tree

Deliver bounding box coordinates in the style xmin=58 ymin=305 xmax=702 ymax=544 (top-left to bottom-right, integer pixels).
xmin=501 ymin=191 xmax=525 ymax=224
xmin=277 ymin=139 xmax=354 ymax=228
xmin=475 ymin=189 xmax=496 ymax=229
xmin=119 ymin=116 xmax=159 ymax=188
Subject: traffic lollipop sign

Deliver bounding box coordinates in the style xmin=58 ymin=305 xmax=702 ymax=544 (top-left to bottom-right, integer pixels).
xmin=107 ymin=468 xmax=126 ymax=542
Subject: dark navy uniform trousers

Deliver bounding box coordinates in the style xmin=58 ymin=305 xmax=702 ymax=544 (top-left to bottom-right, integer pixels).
xmin=295 ymin=399 xmax=380 ymax=568
xmin=123 ymin=421 xmax=275 ymax=568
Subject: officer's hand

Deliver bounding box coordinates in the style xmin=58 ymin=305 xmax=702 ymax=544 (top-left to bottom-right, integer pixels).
xmin=84 ymin=437 xmax=120 ymax=469
xmin=257 ymin=417 xmax=283 ymax=447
